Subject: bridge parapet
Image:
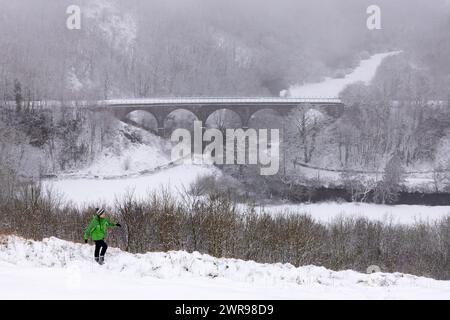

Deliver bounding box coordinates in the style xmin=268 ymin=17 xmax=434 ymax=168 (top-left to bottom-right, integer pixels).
xmin=101 ymin=97 xmax=342 ymax=106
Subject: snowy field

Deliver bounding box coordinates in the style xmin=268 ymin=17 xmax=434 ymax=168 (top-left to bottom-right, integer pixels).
xmin=1 ymin=236 xmax=450 ymax=300
xmin=44 ymin=164 xmax=219 ymax=206
xmin=256 ymin=202 xmax=450 ymax=225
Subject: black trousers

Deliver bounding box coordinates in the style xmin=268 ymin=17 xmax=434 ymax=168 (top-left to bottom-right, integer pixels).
xmin=94 ymin=240 xmax=108 ymax=258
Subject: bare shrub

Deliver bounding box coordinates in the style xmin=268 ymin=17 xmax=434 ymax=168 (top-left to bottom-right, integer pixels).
xmin=187 ymin=174 xmax=246 ymax=201
xmin=116 ymin=191 xmax=147 ymax=253
xmin=2 ymin=181 xmax=450 ymax=280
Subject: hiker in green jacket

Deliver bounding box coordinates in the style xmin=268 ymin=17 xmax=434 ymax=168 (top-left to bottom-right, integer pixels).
xmin=84 ymin=208 xmax=121 ymax=265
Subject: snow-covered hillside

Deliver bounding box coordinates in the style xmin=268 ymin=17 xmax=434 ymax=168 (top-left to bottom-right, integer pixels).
xmin=283 ymin=51 xmax=401 ymax=97
xmin=1 ymin=235 xmax=450 ymax=299
xmin=75 ymin=122 xmax=170 ymax=178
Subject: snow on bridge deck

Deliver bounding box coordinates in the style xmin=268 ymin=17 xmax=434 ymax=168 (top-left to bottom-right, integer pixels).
xmin=103 ymin=97 xmax=342 ymax=106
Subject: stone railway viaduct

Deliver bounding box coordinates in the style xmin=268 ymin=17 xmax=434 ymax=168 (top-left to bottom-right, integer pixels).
xmin=98 ymin=97 xmax=344 ymax=136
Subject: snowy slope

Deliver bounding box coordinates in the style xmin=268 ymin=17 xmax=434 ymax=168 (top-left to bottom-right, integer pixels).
xmin=283 ymin=51 xmax=401 ymax=97
xmin=66 ymin=0 xmax=136 ymax=95
xmin=77 ymin=143 xmax=170 ymax=177
xmin=1 ymin=236 xmax=450 ymax=299
xmin=71 ymin=121 xmax=171 ymax=178
xmin=85 ymin=0 xmax=137 ymax=52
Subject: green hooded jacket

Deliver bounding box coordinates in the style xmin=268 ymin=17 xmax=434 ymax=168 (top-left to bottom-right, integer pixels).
xmin=84 ymin=215 xmax=118 ymax=241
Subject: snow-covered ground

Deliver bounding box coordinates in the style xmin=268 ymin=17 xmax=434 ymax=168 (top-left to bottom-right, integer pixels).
xmin=1 ymin=236 xmax=450 ymax=300
xmin=255 ymin=202 xmax=450 ymax=225
xmin=76 ymin=143 xmax=170 ymax=178
xmin=291 ymin=163 xmax=436 ymax=191
xmin=44 ymin=164 xmax=219 ymax=205
xmin=283 ymin=51 xmax=401 ymax=97
xmin=44 ymin=120 xmax=220 ymax=205
xmin=64 ymin=121 xmax=171 ymax=178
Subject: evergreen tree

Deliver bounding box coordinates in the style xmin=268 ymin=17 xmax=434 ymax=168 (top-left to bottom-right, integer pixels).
xmin=374 ymin=154 xmax=405 ymax=204
xmin=13 ymin=79 xmax=22 ymax=113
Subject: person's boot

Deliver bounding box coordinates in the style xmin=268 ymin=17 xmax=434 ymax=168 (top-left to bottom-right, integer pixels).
xmin=95 ymin=257 xmax=101 ymax=265
xmin=99 ymin=256 xmax=105 ymax=265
